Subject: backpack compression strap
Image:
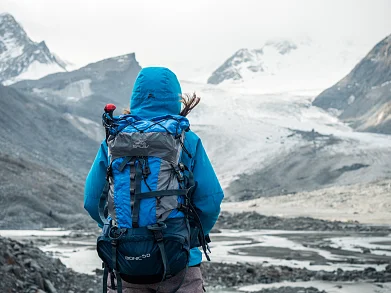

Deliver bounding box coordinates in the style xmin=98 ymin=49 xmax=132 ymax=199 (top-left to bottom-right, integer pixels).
xmin=99 ymin=181 xmax=110 ymax=226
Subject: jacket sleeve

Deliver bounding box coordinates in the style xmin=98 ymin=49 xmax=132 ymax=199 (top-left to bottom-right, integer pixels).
xmin=84 ymin=141 xmax=109 ymax=227
xmin=191 ymin=139 xmax=224 ymax=235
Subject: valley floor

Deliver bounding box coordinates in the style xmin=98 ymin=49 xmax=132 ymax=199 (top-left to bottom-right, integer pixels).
xmin=223 ymin=179 xmax=391 ymax=225
xmin=2 ymin=210 xmax=391 ymax=293
xmin=1 ymin=179 xmax=391 ymax=292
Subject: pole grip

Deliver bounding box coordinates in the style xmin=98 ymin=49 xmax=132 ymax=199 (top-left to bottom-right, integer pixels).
xmin=104 ymin=104 xmax=116 ymax=118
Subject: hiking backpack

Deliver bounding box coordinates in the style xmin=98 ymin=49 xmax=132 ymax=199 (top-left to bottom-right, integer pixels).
xmin=96 ymin=104 xmax=210 ymax=293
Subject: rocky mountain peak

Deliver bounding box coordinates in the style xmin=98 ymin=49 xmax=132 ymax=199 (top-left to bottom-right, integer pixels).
xmin=0 ymin=13 xmax=67 ymax=85
xmin=207 ymin=39 xmax=302 ymax=85
xmin=207 ymin=37 xmax=367 ymax=93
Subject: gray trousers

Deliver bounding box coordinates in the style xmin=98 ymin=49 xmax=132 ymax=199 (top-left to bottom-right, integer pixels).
xmin=107 ymin=267 xmax=204 ymax=293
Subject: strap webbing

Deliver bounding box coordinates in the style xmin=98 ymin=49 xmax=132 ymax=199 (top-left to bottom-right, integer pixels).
xmin=110 ymin=271 xmax=115 ymax=290
xmin=132 ymin=162 xmax=143 ymax=228
xmin=111 ymin=241 xmax=117 ymax=273
xmin=119 ymin=156 xmax=133 ymax=171
xmin=135 ymin=189 xmax=188 ymax=200
xmin=111 ymin=240 xmax=123 ymax=292
xmin=186 ymin=168 xmax=195 ymax=193
xmin=166 ymin=265 xmax=188 ymax=293
xmin=149 ymin=228 xmax=171 ymax=293
xmin=102 ymin=264 xmax=108 ymax=293
xmin=116 ymin=271 xmax=122 ymax=293
xmin=129 ymin=158 xmax=136 ymax=224
xmin=188 ymin=202 xmax=210 ymax=261
xmin=98 ymin=182 xmax=110 ymax=225
xmin=157 ymin=238 xmax=171 ymax=279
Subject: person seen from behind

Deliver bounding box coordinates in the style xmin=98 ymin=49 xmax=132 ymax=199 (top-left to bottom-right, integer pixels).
xmin=84 ymin=67 xmax=224 ymax=293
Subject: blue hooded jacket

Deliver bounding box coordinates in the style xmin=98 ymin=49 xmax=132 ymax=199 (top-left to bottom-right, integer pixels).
xmin=84 ymin=67 xmax=224 ymax=267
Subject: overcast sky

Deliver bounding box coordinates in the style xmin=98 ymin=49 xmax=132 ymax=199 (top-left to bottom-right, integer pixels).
xmin=1 ymin=0 xmax=390 ymax=78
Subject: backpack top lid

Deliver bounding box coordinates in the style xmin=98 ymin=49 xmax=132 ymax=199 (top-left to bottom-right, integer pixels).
xmin=130 ymin=67 xmax=182 ymax=119
xmin=106 ymin=114 xmax=190 ymax=164
xmin=111 ymin=114 xmax=190 ymax=135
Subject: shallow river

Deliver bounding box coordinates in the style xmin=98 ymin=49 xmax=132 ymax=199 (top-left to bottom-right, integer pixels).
xmin=1 ymin=229 xmax=391 ymax=292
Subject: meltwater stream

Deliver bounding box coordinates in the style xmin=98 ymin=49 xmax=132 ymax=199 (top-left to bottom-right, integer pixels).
xmin=1 ymin=229 xmax=391 ymax=292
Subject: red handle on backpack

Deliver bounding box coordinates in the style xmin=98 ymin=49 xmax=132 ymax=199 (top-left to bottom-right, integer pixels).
xmin=104 ymin=104 xmax=116 ymax=118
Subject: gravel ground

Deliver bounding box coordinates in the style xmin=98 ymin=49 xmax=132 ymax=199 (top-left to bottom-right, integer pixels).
xmin=214 ymin=211 xmax=391 ymax=232
xmin=0 ymin=236 xmax=100 ymax=293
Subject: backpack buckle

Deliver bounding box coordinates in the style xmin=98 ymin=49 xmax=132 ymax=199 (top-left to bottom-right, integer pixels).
xmin=177 ymin=173 xmax=184 ymax=182
xmin=106 ymin=165 xmax=113 ymax=180
xmin=147 ymin=222 xmax=167 ymax=231
xmin=147 ymin=223 xmax=166 ymax=242
xmin=177 ymin=203 xmax=189 ymax=213
xmin=152 ymin=230 xmax=164 ymax=242
xmin=143 ymin=166 xmax=151 ymax=177
xmin=174 ymin=168 xmax=184 ymax=182
xmin=178 ymin=163 xmax=185 ymax=171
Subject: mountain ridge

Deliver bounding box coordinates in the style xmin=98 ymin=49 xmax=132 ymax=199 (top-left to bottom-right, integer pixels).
xmin=12 ymin=52 xmax=142 ymax=127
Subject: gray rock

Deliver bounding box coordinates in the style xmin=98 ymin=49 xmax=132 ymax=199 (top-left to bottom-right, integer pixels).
xmin=11 ymin=265 xmax=22 ymax=278
xmin=315 ymin=270 xmax=330 ymax=281
xmin=44 ymin=279 xmax=57 ymax=293
xmin=34 ymin=272 xmax=44 ymax=289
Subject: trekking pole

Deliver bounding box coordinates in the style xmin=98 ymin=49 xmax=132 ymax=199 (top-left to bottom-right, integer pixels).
xmin=104 ymin=103 xmax=116 ymax=118
xmin=103 ymin=104 xmax=117 ymax=142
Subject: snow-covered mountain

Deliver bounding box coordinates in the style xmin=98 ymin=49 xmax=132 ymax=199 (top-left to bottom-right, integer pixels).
xmin=313 ymin=34 xmax=391 ymax=134
xmin=2 ymin=12 xmax=390 ymax=203
xmin=208 ymin=38 xmax=370 ymax=93
xmin=0 ymin=13 xmax=67 ymax=85
xmin=181 ymin=81 xmax=391 ymax=199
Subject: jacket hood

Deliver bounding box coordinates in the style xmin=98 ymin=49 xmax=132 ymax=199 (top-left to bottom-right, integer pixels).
xmin=130 ymin=67 xmax=182 ymax=118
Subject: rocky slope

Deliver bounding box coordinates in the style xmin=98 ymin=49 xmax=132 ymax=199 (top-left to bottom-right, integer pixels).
xmin=0 ymin=85 xmax=98 ymax=229
xmin=0 ymin=47 xmax=141 ymax=229
xmin=313 ymin=34 xmax=391 ymax=134
xmin=225 ymin=129 xmax=391 ymax=202
xmin=0 ymin=153 xmax=89 ymax=229
xmin=0 ymin=13 xmax=67 ymax=85
xmin=0 ymin=85 xmax=98 ymax=175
